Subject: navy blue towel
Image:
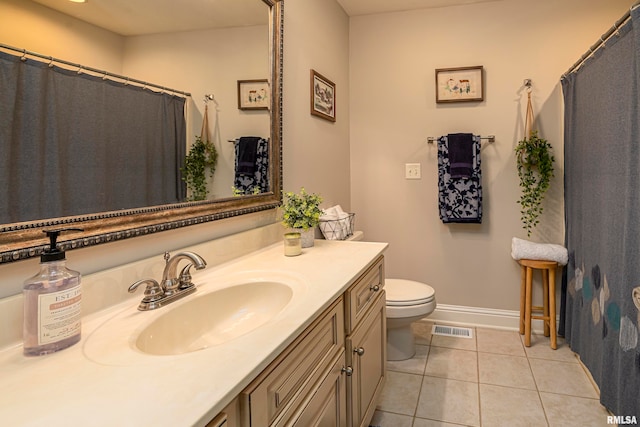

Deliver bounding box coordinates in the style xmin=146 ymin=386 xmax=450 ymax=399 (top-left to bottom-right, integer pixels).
xmin=236 ymin=136 xmax=261 ymax=175
xmin=448 ymin=133 xmax=474 ymax=178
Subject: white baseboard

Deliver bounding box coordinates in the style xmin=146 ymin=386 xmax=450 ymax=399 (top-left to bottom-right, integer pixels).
xmin=425 ymin=303 xmax=559 ymax=334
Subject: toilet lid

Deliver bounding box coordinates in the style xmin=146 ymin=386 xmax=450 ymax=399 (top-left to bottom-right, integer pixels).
xmin=385 ymin=279 xmax=435 ymax=306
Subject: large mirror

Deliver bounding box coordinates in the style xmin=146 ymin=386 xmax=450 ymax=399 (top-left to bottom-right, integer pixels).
xmin=0 ymin=0 xmax=283 ymax=263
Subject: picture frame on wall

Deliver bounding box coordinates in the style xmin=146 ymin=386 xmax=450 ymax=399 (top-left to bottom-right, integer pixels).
xmin=237 ymin=79 xmax=269 ymax=110
xmin=435 ymin=66 xmax=484 ymax=103
xmin=310 ymin=69 xmax=336 ymax=122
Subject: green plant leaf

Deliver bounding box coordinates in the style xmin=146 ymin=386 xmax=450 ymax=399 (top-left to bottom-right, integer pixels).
xmin=181 ymin=136 xmax=218 ymax=201
xmin=515 ymin=131 xmax=554 ymax=237
xmin=281 ymin=187 xmax=323 ymax=229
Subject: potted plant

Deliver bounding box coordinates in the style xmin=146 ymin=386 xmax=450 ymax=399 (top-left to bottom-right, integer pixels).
xmin=181 ymin=136 xmax=218 ymax=201
xmin=515 ymin=130 xmax=555 ymax=237
xmin=281 ymin=187 xmax=323 ymax=247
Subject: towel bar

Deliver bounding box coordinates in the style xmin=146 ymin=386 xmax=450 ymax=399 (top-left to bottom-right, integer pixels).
xmin=427 ymin=135 xmax=495 ymax=144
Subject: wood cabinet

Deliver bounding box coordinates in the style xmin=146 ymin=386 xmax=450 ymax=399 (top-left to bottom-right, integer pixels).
xmin=206 ymin=397 xmax=240 ymax=427
xmin=284 ymin=349 xmax=347 ymax=427
xmin=346 ymin=294 xmax=386 ymax=427
xmin=241 ymin=298 xmax=345 ymax=427
xmin=344 ymin=257 xmax=386 ymax=427
xmin=209 ymin=256 xmax=386 ymax=427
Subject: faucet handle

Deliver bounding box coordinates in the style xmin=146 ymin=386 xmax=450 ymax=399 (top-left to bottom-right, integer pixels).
xmin=128 ymin=279 xmax=164 ymax=311
xmin=178 ymin=264 xmax=194 ymax=290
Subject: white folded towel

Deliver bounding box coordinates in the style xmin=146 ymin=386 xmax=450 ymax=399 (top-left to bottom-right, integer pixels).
xmin=320 ymin=205 xmax=351 ymax=240
xmin=511 ymin=237 xmax=568 ymax=265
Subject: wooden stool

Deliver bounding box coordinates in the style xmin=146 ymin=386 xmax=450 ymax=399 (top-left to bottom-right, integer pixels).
xmin=518 ymin=259 xmax=558 ymax=349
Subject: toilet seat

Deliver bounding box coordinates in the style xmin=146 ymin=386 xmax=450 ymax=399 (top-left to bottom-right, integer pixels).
xmin=385 ymin=279 xmax=435 ymax=306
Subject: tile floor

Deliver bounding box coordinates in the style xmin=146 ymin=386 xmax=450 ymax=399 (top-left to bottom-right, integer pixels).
xmin=371 ymin=321 xmax=614 ymax=427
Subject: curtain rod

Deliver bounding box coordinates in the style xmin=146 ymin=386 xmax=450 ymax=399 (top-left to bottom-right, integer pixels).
xmin=562 ymin=0 xmax=640 ymax=78
xmin=0 ymin=43 xmax=191 ymax=98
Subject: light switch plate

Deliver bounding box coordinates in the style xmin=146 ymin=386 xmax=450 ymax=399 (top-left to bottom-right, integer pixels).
xmin=405 ymin=163 xmax=421 ymax=179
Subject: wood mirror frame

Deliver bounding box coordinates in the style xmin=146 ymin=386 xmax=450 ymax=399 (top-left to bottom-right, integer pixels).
xmin=0 ymin=0 xmax=283 ymax=264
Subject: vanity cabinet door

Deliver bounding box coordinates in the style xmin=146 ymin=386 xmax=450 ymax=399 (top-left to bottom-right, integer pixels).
xmin=206 ymin=397 xmax=240 ymax=427
xmin=242 ymin=298 xmax=345 ymax=427
xmin=345 ymin=292 xmax=386 ymax=427
xmin=278 ymin=349 xmax=347 ymax=427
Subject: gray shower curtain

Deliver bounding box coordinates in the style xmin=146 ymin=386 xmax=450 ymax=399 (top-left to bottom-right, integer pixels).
xmin=0 ymin=51 xmax=187 ymax=224
xmin=561 ymin=7 xmax=640 ymax=416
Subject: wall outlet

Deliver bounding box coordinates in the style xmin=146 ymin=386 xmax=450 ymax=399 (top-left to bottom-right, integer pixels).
xmin=405 ymin=163 xmax=421 ymax=179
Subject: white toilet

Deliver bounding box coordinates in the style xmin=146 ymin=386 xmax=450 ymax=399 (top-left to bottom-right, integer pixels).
xmin=345 ymin=231 xmax=436 ymax=361
xmin=385 ymin=279 xmax=436 ymax=361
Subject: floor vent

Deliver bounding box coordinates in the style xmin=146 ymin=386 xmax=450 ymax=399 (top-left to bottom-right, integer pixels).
xmin=431 ymin=325 xmax=473 ymax=339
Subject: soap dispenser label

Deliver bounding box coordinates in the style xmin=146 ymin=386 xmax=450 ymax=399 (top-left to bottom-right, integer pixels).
xmin=37 ymin=285 xmax=82 ymax=345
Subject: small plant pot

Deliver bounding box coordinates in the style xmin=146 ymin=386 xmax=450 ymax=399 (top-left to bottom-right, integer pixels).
xmin=295 ymin=228 xmax=315 ymax=248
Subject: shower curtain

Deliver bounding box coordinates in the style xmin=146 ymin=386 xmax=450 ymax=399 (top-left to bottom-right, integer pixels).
xmin=561 ymin=7 xmax=640 ymax=416
xmin=0 ymin=51 xmax=186 ymax=224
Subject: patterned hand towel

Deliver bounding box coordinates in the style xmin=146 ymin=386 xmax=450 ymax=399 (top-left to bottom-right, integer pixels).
xmin=437 ymin=135 xmax=482 ymax=223
xmin=234 ymin=137 xmax=269 ymax=194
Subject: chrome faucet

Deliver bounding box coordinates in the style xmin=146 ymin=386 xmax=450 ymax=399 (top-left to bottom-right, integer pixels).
xmin=128 ymin=251 xmax=207 ymax=311
xmin=160 ymin=251 xmax=207 ymax=296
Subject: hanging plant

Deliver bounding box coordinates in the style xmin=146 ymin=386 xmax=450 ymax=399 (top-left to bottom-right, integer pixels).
xmin=181 ymin=136 xmax=218 ymax=201
xmin=515 ymin=130 xmax=554 ymax=237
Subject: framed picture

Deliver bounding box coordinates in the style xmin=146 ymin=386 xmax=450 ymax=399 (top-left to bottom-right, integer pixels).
xmin=435 ymin=66 xmax=484 ymax=103
xmin=237 ymin=79 xmax=269 ymax=110
xmin=310 ymin=69 xmax=336 ymax=122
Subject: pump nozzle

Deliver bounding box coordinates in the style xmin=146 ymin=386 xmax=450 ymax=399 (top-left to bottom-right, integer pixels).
xmin=42 ymin=228 xmax=84 ymax=262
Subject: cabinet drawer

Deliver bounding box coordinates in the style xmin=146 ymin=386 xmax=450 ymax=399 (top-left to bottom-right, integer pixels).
xmin=345 ymin=256 xmax=384 ymax=334
xmin=242 ymin=298 xmax=345 ymax=427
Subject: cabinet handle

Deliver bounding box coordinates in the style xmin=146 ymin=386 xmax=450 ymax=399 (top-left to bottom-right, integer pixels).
xmin=341 ymin=366 xmax=353 ymax=376
xmin=370 ymin=284 xmax=380 ymax=292
xmin=354 ymin=347 xmax=365 ymax=356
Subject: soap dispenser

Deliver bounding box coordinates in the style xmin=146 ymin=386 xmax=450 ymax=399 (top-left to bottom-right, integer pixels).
xmin=23 ymin=228 xmax=83 ymax=356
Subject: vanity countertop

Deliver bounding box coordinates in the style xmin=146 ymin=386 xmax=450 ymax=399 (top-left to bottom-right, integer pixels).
xmin=0 ymin=239 xmax=387 ymax=427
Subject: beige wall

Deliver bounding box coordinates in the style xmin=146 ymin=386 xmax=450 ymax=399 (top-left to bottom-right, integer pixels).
xmin=0 ymin=0 xmax=123 ymax=71
xmin=282 ymin=0 xmax=351 ymax=209
xmin=349 ymin=0 xmax=631 ymax=311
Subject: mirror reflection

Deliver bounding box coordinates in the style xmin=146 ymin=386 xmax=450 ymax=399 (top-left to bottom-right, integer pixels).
xmin=0 ymin=0 xmax=282 ymax=264
xmin=0 ymin=0 xmax=271 ymax=225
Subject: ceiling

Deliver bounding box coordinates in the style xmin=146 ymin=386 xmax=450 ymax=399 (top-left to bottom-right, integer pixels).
xmin=29 ymin=0 xmax=503 ymax=36
xmin=335 ymin=0 xmax=503 ymax=16
xmin=30 ymin=0 xmax=268 ymax=36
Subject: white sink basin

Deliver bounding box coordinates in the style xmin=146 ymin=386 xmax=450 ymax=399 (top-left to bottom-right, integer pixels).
xmin=135 ymin=281 xmax=293 ymax=355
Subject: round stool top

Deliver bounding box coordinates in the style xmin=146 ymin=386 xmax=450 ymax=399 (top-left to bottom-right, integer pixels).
xmin=385 ymin=279 xmax=435 ymax=306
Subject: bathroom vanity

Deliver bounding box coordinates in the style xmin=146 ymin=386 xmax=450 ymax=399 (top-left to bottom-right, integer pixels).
xmin=0 ymin=238 xmax=387 ymax=427
xmin=228 ymin=255 xmax=386 ymax=427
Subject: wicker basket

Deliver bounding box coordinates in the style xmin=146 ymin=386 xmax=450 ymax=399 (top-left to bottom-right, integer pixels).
xmin=319 ymin=213 xmax=355 ymax=240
